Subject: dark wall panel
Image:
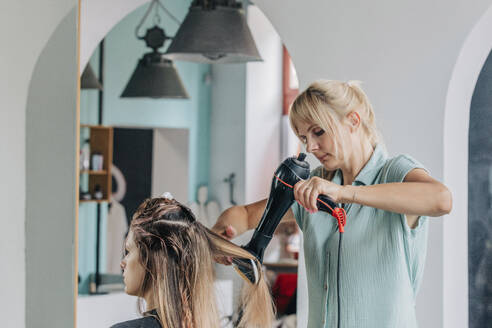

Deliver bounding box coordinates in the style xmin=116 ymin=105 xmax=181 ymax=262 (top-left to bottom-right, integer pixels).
xmin=112 ymin=128 xmax=153 ymax=225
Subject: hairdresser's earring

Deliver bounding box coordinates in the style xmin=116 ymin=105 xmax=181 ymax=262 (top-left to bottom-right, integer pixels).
xmin=353 ymin=112 xmax=361 ymax=125
xmin=348 ymin=112 xmax=361 ymax=130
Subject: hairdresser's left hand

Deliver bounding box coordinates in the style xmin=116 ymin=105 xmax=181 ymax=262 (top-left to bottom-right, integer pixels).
xmin=294 ymin=177 xmax=343 ymax=213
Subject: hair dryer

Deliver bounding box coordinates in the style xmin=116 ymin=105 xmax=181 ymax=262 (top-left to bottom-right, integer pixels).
xmin=232 ymin=153 xmax=344 ymax=285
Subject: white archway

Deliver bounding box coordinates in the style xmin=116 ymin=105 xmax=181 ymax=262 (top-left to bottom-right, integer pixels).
xmin=443 ymin=3 xmax=492 ymax=328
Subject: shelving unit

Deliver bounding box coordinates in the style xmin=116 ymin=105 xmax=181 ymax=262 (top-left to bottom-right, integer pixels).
xmin=80 ymin=124 xmax=113 ymax=202
xmin=80 ymin=170 xmax=107 ymax=175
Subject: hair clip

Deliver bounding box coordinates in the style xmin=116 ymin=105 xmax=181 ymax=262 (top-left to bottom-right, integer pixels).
xmin=161 ymin=192 xmax=174 ymax=200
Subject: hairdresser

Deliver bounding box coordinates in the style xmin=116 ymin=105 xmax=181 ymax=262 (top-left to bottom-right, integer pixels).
xmin=212 ymin=80 xmax=452 ymax=328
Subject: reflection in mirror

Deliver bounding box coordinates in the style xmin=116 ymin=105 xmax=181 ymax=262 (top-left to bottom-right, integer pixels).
xmin=77 ymin=1 xmax=299 ymax=327
xmin=468 ymin=49 xmax=492 ymax=328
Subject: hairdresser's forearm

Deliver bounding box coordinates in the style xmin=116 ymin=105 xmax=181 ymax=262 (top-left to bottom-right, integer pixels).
xmin=213 ymin=205 xmax=251 ymax=236
xmin=340 ymin=182 xmax=452 ymax=217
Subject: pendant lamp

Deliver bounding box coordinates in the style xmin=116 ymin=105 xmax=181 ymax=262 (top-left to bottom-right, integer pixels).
xmin=121 ymin=1 xmax=189 ymax=98
xmin=165 ymin=0 xmax=262 ymax=63
xmin=81 ymin=63 xmax=103 ymax=90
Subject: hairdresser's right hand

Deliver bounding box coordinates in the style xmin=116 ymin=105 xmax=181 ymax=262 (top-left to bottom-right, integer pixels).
xmin=212 ymin=202 xmax=262 ymax=265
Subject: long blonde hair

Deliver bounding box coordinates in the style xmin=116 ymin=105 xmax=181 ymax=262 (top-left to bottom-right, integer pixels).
xmin=130 ymin=197 xmax=275 ymax=328
xmin=289 ymin=80 xmax=382 ymax=159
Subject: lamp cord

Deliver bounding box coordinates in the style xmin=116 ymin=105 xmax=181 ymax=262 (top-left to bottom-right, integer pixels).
xmin=135 ymin=0 xmax=181 ymax=39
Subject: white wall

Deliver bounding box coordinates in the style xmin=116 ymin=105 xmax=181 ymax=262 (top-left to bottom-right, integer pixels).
xmin=209 ymin=63 xmax=247 ymax=207
xmin=0 ymin=1 xmax=76 ymax=327
xmin=152 ymin=128 xmax=189 ymax=202
xmin=25 ymin=6 xmax=79 ymax=328
xmin=77 ymin=280 xmax=232 ymax=328
xmin=245 ymin=6 xmax=283 ymax=204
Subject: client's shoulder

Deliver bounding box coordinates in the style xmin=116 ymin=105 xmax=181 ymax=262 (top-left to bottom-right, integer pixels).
xmin=110 ymin=315 xmax=160 ymax=328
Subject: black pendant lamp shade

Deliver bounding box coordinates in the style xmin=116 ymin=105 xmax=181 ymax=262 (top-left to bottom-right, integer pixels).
xmin=121 ymin=25 xmax=189 ymax=99
xmin=121 ymin=52 xmax=189 ymax=99
xmin=81 ymin=63 xmax=103 ymax=90
xmin=165 ymin=1 xmax=262 ymax=63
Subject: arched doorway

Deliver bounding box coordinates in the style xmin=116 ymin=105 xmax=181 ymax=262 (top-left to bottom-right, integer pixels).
xmin=26 ymin=1 xmax=301 ymax=327
xmin=443 ymin=3 xmax=492 ymax=327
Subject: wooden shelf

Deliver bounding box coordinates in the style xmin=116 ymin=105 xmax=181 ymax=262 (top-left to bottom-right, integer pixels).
xmin=81 ymin=124 xmax=112 ymax=129
xmin=80 ymin=170 xmax=108 ymax=175
xmin=79 ymin=199 xmax=108 ymax=203
xmin=79 ymin=125 xmax=113 ymax=201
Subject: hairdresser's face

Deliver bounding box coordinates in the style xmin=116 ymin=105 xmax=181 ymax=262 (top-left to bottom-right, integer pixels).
xmin=121 ymin=230 xmax=146 ymax=296
xmin=296 ymin=120 xmax=343 ymax=171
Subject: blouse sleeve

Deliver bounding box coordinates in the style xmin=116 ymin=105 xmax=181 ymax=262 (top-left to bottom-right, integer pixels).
xmin=381 ymin=154 xmax=430 ymax=292
xmin=381 ymin=154 xmax=429 ymax=234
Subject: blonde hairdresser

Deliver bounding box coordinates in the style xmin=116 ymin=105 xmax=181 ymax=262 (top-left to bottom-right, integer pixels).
xmin=213 ymin=80 xmax=452 ymax=328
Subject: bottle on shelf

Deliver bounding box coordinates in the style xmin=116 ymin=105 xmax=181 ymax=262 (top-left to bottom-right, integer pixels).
xmin=80 ymin=187 xmax=91 ymax=200
xmin=91 ymin=152 xmax=104 ymax=171
xmin=93 ymin=184 xmax=104 ymax=200
xmin=80 ymin=139 xmax=90 ymax=171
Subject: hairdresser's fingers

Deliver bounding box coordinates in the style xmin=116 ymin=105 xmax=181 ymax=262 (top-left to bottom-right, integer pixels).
xmin=211 ymin=224 xmax=235 ymax=240
xmin=298 ymin=178 xmax=315 ymax=212
xmin=215 ymin=255 xmax=233 ymax=266
xmin=303 ymin=186 xmax=314 ymax=212
xmin=294 ymin=180 xmax=312 ymax=212
xmin=221 ymin=256 xmax=233 ymax=265
xmin=293 ymin=180 xmax=306 ymax=209
xmin=225 ymin=225 xmax=237 ymax=240
xmin=308 ymin=183 xmax=320 ymax=211
xmin=310 ymin=177 xmax=329 ymax=210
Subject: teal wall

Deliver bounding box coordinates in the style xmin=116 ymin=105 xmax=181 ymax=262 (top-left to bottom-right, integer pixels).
xmin=79 ymin=1 xmax=211 ymax=293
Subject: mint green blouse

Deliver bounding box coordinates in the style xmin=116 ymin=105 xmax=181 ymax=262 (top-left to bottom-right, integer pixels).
xmin=292 ymin=144 xmax=429 ymax=328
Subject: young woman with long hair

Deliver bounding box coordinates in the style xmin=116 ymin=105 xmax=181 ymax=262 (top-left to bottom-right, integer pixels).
xmin=111 ymin=196 xmax=275 ymax=328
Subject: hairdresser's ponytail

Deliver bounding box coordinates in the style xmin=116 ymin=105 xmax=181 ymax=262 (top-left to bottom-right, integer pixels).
xmin=346 ymin=80 xmax=381 ymax=146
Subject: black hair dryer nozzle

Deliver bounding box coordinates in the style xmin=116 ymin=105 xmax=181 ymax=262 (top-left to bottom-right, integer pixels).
xmin=233 ymin=153 xmax=311 ymax=284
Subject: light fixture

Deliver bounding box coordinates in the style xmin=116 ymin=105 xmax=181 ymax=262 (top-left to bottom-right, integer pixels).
xmin=165 ymin=0 xmax=262 ymax=63
xmin=81 ymin=63 xmax=103 ymax=90
xmin=121 ymin=1 xmax=189 ymax=99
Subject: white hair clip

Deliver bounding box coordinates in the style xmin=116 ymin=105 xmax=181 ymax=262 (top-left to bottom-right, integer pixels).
xmin=161 ymin=192 xmax=174 ymax=200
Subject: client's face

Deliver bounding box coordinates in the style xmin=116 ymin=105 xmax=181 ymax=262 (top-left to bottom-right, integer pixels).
xmin=121 ymin=230 xmax=146 ymax=296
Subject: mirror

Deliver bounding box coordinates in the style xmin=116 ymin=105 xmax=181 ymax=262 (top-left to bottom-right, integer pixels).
xmin=77 ymin=1 xmax=300 ymax=327
xmin=468 ymin=49 xmax=492 ymax=328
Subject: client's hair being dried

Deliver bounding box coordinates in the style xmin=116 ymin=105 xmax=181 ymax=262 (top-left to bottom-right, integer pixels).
xmin=130 ymin=197 xmax=275 ymax=328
